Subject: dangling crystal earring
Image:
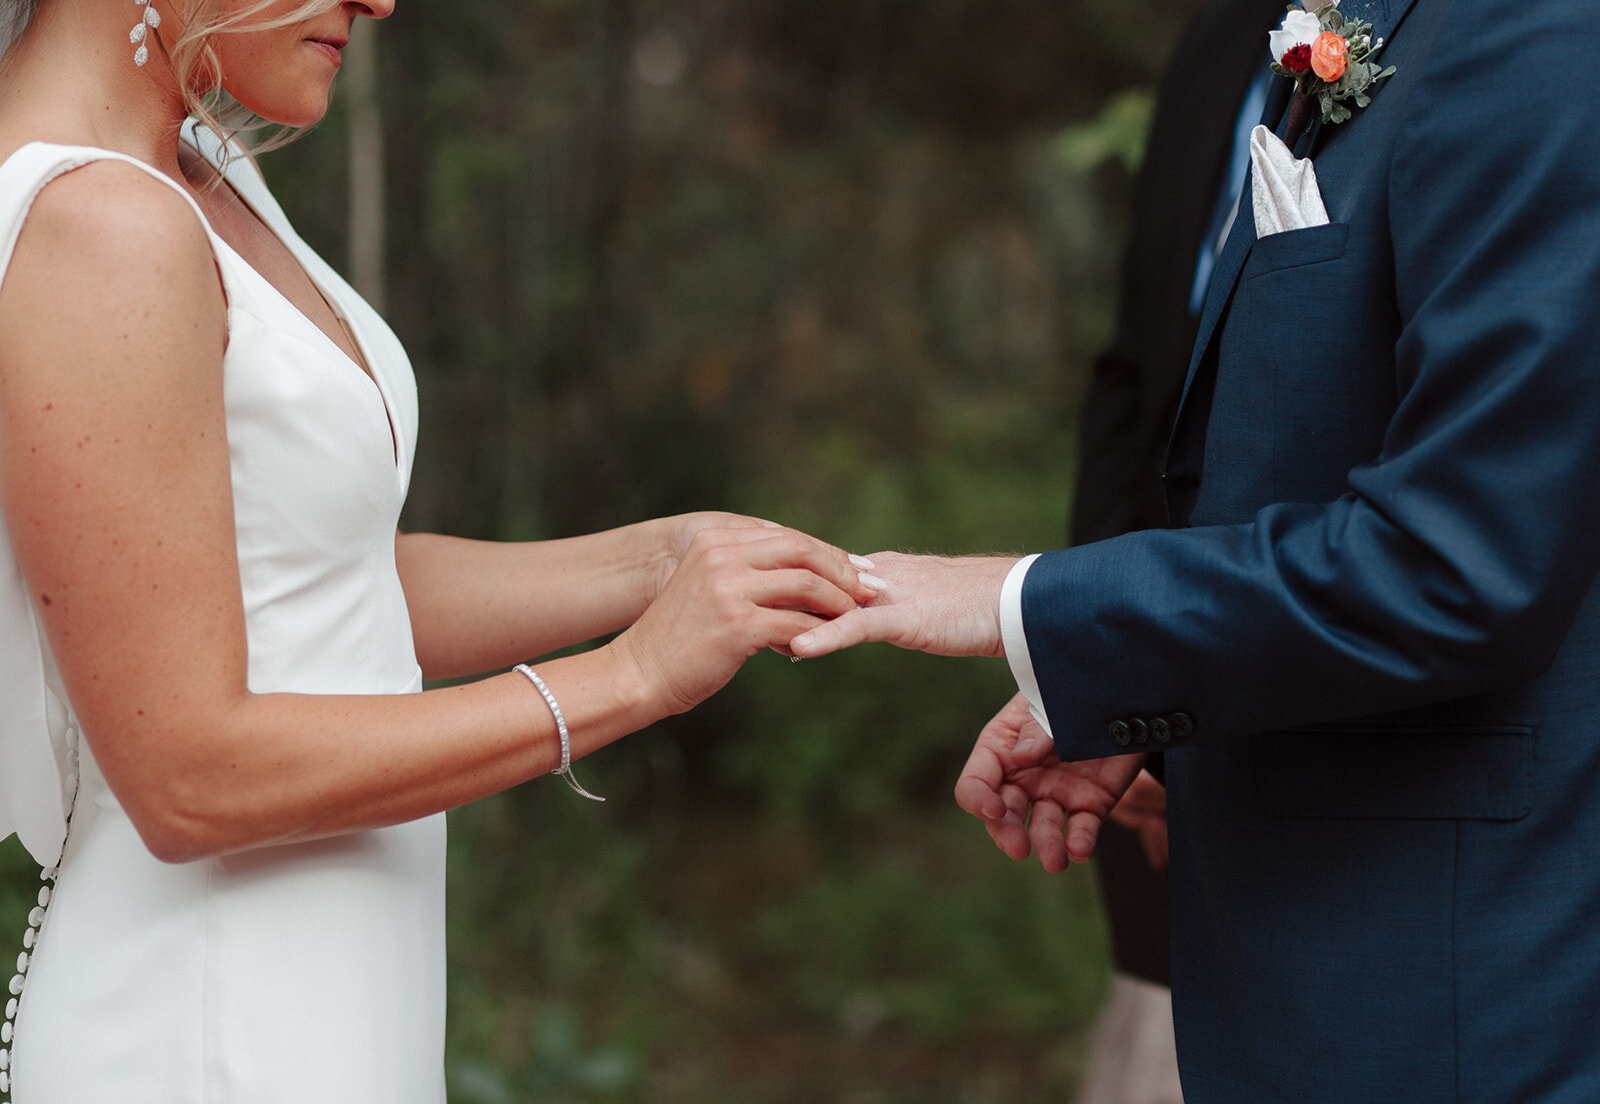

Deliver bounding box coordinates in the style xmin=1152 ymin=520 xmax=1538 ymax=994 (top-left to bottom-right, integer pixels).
xmin=130 ymin=0 xmax=160 ymax=67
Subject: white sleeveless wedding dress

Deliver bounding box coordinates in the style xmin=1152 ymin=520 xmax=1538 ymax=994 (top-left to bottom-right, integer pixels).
xmin=0 ymin=126 xmax=447 ymax=1103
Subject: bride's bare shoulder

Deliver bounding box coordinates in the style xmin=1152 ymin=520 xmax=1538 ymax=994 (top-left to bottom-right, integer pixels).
xmin=0 ymin=156 xmax=224 ymax=379
xmin=26 ymin=151 xmax=198 ymax=235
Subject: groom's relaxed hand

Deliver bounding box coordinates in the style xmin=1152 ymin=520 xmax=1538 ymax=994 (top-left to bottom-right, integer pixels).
xmin=955 ymin=694 xmax=1145 ymax=871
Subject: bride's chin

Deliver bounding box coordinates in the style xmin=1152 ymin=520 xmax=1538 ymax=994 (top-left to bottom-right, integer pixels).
xmin=225 ymin=90 xmax=332 ymax=130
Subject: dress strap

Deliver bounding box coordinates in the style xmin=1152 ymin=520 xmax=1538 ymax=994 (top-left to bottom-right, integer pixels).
xmin=0 ymin=141 xmax=217 ymax=867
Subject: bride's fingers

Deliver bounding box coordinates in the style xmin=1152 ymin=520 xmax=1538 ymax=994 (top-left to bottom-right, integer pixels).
xmin=744 ymin=568 xmax=862 ymax=619
xmin=735 ymin=531 xmax=884 ymax=605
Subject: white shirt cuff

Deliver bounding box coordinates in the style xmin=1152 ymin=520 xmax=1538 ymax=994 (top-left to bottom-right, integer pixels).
xmin=1000 ymin=553 xmax=1052 ymax=737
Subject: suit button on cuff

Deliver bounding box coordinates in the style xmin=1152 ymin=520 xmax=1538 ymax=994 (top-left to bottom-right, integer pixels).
xmin=1109 ymin=720 xmax=1133 ymax=747
xmin=1130 ymin=718 xmax=1150 ymax=745
xmin=1150 ymin=717 xmax=1172 ymax=744
xmin=1170 ymin=712 xmax=1194 ymax=738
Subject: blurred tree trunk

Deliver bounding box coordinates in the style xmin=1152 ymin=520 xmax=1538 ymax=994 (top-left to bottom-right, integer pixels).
xmin=538 ymin=0 xmax=637 ymax=538
xmin=345 ymin=17 xmax=386 ymax=314
xmin=385 ymin=2 xmax=443 ymax=532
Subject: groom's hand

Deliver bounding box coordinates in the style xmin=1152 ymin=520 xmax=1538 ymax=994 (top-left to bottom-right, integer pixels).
xmin=789 ymin=551 xmax=1019 ymax=659
xmin=955 ymin=694 xmax=1146 ymax=872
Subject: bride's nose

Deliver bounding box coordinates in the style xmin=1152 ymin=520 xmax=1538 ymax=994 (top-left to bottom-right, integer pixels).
xmin=349 ymin=0 xmax=395 ymax=21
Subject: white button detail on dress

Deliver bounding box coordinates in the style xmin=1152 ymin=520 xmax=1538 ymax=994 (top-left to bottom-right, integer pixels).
xmin=5 ymin=977 xmax=20 ymax=997
xmin=0 ymin=1046 xmax=9 ymax=1068
xmin=35 ymin=886 xmax=49 ymax=909
xmin=12 ymin=955 xmax=24 ymax=976
xmin=1 ymin=1019 xmax=11 ymax=1042
xmin=4 ymin=999 xmax=13 ymax=1020
xmin=19 ymin=931 xmax=31 ymax=951
xmin=25 ymin=909 xmax=41 ymax=929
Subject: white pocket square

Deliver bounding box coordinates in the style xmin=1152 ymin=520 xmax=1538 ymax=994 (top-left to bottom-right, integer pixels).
xmin=1249 ymin=124 xmax=1329 ymax=237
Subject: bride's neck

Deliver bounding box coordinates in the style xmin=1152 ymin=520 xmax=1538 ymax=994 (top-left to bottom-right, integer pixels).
xmin=0 ymin=0 xmax=191 ymax=174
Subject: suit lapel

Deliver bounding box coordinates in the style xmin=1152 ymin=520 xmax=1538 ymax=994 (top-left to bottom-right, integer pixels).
xmin=1161 ymin=0 xmax=1425 ymax=516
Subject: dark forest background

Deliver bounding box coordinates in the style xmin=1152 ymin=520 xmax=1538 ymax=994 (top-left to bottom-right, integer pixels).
xmin=2 ymin=0 xmax=1215 ymax=1099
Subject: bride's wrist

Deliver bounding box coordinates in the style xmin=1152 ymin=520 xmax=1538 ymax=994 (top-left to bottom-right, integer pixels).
xmin=635 ymin=516 xmax=681 ymax=607
xmin=600 ymin=632 xmax=678 ymax=727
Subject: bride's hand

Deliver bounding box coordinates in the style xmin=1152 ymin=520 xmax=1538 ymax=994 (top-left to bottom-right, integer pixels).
xmin=643 ymin=512 xmax=779 ymax=605
xmin=617 ymin=526 xmax=880 ymax=716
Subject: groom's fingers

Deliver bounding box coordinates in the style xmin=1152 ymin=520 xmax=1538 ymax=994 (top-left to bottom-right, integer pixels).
xmin=954 ymin=772 xmax=1006 ymax=822
xmin=788 ymin=605 xmax=898 ymax=657
xmin=985 ymin=783 xmax=1034 ymax=860
xmin=955 ymin=735 xmax=1008 ymax=822
xmin=1026 ymin=800 xmax=1070 ymax=873
xmin=1063 ymin=809 xmax=1105 ymax=865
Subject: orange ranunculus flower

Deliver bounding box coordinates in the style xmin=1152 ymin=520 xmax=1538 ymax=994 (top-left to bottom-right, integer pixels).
xmin=1311 ymin=31 xmax=1349 ymax=82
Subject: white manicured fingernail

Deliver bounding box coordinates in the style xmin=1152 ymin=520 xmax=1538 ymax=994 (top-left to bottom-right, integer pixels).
xmin=849 ymin=554 xmax=876 ymax=570
xmin=858 ymin=573 xmax=888 ymax=591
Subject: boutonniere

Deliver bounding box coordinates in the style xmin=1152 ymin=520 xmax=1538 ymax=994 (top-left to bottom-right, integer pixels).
xmin=1269 ymin=0 xmax=1395 ymax=131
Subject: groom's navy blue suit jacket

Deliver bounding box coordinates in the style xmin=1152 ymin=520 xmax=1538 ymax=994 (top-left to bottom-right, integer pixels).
xmin=1020 ymin=0 xmax=1600 ymax=1099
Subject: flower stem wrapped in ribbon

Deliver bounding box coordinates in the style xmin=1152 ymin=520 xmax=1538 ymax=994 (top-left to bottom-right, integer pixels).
xmin=1269 ymin=0 xmax=1395 ymax=130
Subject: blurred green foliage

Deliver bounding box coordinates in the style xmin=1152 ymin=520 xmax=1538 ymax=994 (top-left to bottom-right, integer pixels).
xmin=0 ymin=0 xmax=1211 ymax=1099
xmin=440 ymin=793 xmax=1110 ymax=1101
xmin=1057 ymin=90 xmax=1157 ymax=175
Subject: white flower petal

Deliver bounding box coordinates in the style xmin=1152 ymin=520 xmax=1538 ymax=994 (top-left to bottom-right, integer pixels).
xmin=1268 ymin=10 xmax=1323 ymax=63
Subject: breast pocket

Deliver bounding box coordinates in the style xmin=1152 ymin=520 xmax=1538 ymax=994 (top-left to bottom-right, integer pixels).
xmin=1242 ymin=221 xmax=1350 ymax=278
xmin=1216 ymin=221 xmax=1402 ymax=505
xmin=1207 ymin=223 xmax=1365 ymax=508
xmin=1234 ymin=723 xmax=1535 ymax=821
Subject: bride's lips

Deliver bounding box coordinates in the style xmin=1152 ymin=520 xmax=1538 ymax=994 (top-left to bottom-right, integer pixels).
xmin=307 ymin=36 xmax=346 ymax=67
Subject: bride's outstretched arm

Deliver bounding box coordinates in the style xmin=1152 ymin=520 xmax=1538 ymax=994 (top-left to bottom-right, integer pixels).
xmin=395 ymin=510 xmax=780 ymax=681
xmin=0 ymin=163 xmax=878 ymax=864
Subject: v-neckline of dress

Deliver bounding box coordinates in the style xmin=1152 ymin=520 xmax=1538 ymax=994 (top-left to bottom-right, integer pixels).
xmin=183 ymin=146 xmax=402 ymax=473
